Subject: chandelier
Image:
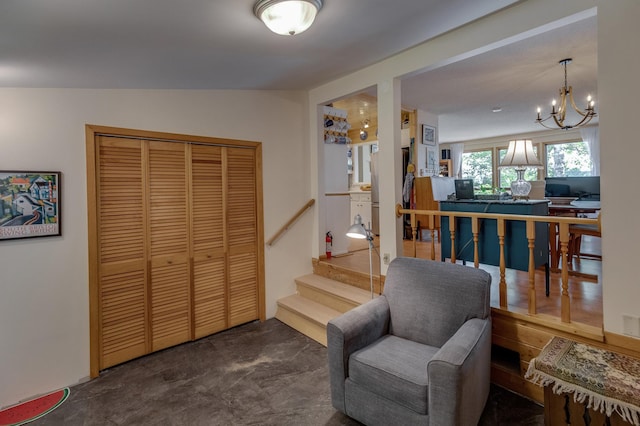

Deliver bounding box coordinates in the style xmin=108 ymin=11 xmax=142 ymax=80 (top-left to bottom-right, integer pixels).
xmin=535 ymin=58 xmax=596 ymax=130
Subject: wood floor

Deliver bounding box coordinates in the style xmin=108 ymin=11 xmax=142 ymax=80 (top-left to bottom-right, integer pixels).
xmin=326 ymin=233 xmax=603 ymax=328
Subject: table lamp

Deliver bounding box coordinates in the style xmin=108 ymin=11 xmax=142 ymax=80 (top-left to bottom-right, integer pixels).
xmin=499 ymin=139 xmax=543 ymax=200
xmin=346 ymin=214 xmax=375 ymax=299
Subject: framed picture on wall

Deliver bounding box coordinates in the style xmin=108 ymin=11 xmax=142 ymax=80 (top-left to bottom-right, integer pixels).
xmin=427 ymin=147 xmax=438 ymax=175
xmin=422 ymin=124 xmax=436 ymax=146
xmin=0 ymin=171 xmax=61 ymax=241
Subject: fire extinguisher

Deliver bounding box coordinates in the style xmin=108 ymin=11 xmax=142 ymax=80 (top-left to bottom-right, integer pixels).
xmin=325 ymin=231 xmax=333 ymax=259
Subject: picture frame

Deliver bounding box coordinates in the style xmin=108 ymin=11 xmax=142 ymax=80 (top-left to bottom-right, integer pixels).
xmin=427 ymin=147 xmax=438 ymax=176
xmin=0 ymin=171 xmax=61 ymax=241
xmin=422 ymin=124 xmax=436 ymax=146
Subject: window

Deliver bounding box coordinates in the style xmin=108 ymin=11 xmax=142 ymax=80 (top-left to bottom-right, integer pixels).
xmin=462 ymin=150 xmax=493 ymax=192
xmin=545 ymin=141 xmax=593 ymax=177
xmin=498 ymin=146 xmax=539 ymax=189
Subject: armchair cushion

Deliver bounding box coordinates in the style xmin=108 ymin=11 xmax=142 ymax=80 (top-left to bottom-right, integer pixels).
xmin=349 ymin=335 xmax=439 ymax=414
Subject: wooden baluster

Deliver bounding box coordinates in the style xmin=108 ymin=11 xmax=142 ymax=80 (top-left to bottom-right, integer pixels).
xmin=527 ymin=220 xmax=537 ymax=315
xmin=559 ymin=222 xmax=571 ymax=323
xmin=472 ymin=217 xmax=479 ymax=268
xmin=410 ymin=213 xmax=417 ymax=258
xmin=429 ymin=214 xmax=436 ymax=261
xmin=449 ymin=214 xmax=456 ymax=263
xmin=498 ymin=218 xmax=507 ymax=308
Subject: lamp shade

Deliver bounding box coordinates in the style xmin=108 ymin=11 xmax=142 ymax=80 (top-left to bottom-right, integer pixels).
xmin=346 ymin=214 xmax=367 ymax=239
xmin=254 ymin=0 xmax=323 ymax=36
xmin=499 ymin=140 xmax=542 ymax=168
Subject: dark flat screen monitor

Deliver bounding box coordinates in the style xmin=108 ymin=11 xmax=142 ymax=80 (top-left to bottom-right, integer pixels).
xmin=455 ymin=179 xmax=475 ymax=200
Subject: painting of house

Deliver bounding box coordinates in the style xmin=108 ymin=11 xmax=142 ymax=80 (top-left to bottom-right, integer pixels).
xmin=0 ymin=171 xmax=61 ymax=240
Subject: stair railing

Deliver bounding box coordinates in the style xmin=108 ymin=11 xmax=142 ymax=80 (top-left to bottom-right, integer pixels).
xmin=266 ymin=199 xmax=316 ymax=246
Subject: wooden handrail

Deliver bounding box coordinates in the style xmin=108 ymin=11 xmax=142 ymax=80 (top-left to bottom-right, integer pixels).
xmin=266 ymin=199 xmax=315 ymax=246
xmin=396 ymin=204 xmax=600 ymax=326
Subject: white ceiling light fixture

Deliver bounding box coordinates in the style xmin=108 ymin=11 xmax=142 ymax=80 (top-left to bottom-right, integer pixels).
xmin=253 ymin=0 xmax=324 ymax=36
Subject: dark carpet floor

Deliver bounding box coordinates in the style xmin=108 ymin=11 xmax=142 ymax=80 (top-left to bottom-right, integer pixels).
xmin=33 ymin=319 xmax=543 ymax=425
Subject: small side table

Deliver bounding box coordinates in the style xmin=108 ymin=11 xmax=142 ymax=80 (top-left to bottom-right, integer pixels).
xmin=526 ymin=337 xmax=640 ymax=426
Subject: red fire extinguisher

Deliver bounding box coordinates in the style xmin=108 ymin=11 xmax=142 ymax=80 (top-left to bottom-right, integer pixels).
xmin=325 ymin=231 xmax=333 ymax=259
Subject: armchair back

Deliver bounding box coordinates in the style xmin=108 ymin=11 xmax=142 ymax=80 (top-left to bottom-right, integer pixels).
xmin=384 ymin=257 xmax=491 ymax=348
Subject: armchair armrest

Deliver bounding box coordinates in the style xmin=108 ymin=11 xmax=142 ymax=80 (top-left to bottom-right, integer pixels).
xmin=427 ymin=318 xmax=492 ymax=426
xmin=326 ymin=296 xmax=390 ymax=412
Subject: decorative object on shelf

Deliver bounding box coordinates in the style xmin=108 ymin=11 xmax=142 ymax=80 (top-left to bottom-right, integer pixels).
xmin=422 ymin=124 xmax=436 ymax=146
xmin=0 ymin=170 xmax=61 ymax=240
xmin=323 ymin=105 xmax=351 ymax=144
xmin=498 ymin=140 xmax=543 ymax=199
xmin=253 ymin=0 xmax=323 ymax=36
xmin=536 ymin=58 xmax=597 ymax=130
xmin=346 ymin=214 xmax=375 ymax=299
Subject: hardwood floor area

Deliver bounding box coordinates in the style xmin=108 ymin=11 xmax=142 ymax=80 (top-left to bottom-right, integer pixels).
xmin=326 ymin=233 xmax=603 ymax=329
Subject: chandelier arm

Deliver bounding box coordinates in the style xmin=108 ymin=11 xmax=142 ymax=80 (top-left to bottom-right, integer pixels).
xmin=572 ymin=110 xmax=596 ymax=128
xmin=552 ymin=112 xmax=565 ymax=128
xmin=558 ymin=90 xmax=568 ymax=123
xmin=535 ymin=120 xmax=559 ymax=130
xmin=567 ymin=86 xmax=589 ymax=117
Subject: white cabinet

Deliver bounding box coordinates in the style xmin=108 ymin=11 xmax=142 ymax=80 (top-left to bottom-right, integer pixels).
xmin=350 ymin=192 xmax=372 ymax=228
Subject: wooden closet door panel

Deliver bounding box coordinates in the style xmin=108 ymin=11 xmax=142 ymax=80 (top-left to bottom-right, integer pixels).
xmin=193 ymin=256 xmax=226 ymax=338
xmin=191 ymin=145 xmax=224 ymax=252
xmin=191 ymin=145 xmax=226 ymax=338
xmin=228 ymin=252 xmax=258 ymax=326
xmin=226 ymin=148 xmax=259 ymax=326
xmin=148 ymin=141 xmax=191 ymax=351
xmin=96 ymin=136 xmax=147 ymax=368
xmin=227 ymin=149 xmax=257 ymax=248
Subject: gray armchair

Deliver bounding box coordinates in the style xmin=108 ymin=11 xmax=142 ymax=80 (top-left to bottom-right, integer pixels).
xmin=327 ymin=257 xmax=492 ymax=426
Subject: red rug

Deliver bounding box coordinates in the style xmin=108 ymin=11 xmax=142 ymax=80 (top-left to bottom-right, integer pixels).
xmin=0 ymin=388 xmax=69 ymax=426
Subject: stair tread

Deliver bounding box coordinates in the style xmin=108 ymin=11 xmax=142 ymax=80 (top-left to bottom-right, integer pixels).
xmin=295 ymin=273 xmax=372 ymax=305
xmin=277 ymin=294 xmax=343 ymax=326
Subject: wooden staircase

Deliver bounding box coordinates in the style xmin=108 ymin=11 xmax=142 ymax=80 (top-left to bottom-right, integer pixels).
xmin=275 ymin=271 xmax=371 ymax=346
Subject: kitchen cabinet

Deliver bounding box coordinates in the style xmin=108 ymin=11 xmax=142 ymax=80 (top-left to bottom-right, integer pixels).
xmin=350 ymin=192 xmax=372 ymax=228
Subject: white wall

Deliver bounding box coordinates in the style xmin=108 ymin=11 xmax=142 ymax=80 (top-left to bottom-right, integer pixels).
xmin=597 ymin=0 xmax=640 ymax=334
xmin=0 ymin=89 xmax=313 ymax=408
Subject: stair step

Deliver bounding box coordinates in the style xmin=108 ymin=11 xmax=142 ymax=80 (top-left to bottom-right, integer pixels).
xmin=295 ymin=273 xmax=372 ymax=313
xmin=275 ymin=294 xmax=344 ymax=346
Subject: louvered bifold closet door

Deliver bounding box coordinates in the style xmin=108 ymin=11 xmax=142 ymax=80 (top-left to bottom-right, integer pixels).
xmin=191 ymin=145 xmax=227 ymax=338
xmin=226 ymin=147 xmax=259 ymax=327
xmin=148 ymin=141 xmax=191 ymax=351
xmin=96 ymin=136 xmax=148 ymax=369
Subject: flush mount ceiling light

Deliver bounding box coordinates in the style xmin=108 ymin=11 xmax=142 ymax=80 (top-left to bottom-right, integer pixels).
xmin=253 ymin=0 xmax=324 ymax=36
xmin=536 ymin=58 xmax=597 ymax=130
